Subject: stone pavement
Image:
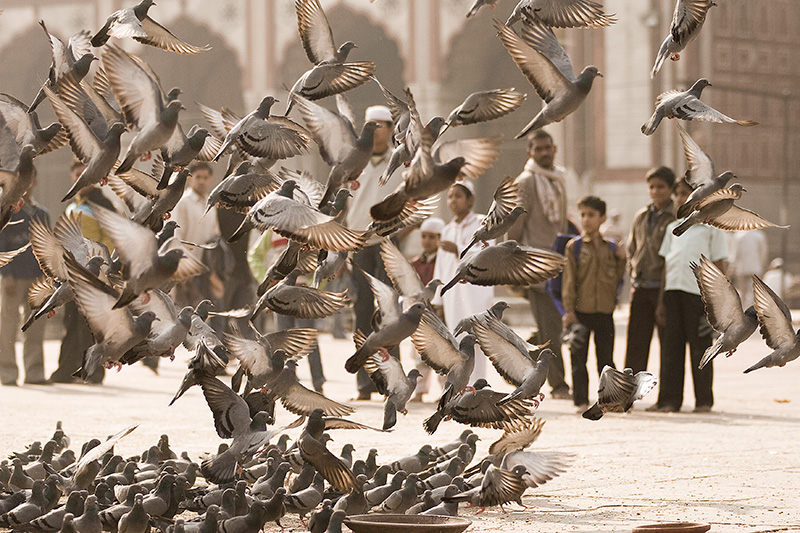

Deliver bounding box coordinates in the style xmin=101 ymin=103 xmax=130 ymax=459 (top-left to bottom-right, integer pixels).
xmin=1 ymin=310 xmax=799 ymax=533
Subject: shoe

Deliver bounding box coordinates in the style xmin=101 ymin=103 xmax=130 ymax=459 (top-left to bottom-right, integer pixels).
xmin=645 ymin=403 xmax=679 ymax=413
xmin=693 ymin=405 xmax=712 ymax=413
xmin=23 ymin=379 xmax=50 ymax=385
xmin=1 ymin=381 xmax=17 ymax=387
xmin=551 ymin=389 xmax=572 ymax=400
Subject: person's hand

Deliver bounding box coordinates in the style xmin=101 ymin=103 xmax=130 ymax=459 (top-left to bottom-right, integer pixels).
xmin=562 ymin=311 xmax=577 ymax=329
xmin=440 ymin=240 xmax=458 ymax=255
xmin=655 ymin=301 xmax=666 ymax=327
xmin=208 ymin=273 xmax=225 ymax=300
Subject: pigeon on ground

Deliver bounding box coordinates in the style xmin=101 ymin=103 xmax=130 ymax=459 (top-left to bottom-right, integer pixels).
xmin=345 ymin=267 xmax=425 ymax=373
xmin=495 ymin=19 xmax=603 ymax=139
xmin=443 ymin=89 xmax=526 ymax=134
xmin=582 ymin=366 xmax=657 ymax=420
xmin=460 ymin=176 xmax=523 ymax=258
xmin=505 ymin=0 xmax=617 ymax=28
xmin=691 ymin=255 xmax=758 ymax=369
xmin=377 ymin=474 xmax=420 ymax=514
xmin=744 ymin=275 xmax=800 ymax=373
xmin=642 ymin=78 xmax=757 ymax=135
xmin=421 ymin=484 xmax=460 ymax=516
xmin=675 ymin=123 xmax=735 ymax=219
xmin=440 ymin=240 xmax=565 ymax=295
xmin=89 ymin=201 xmax=207 ymax=308
xmin=651 ymin=0 xmax=716 ymax=79
xmin=443 ymin=464 xmax=528 ymax=512
xmin=217 ymin=500 xmax=265 ymax=533
xmin=672 ymin=184 xmax=787 ymax=236
xmin=91 ymin=0 xmax=211 ymax=54
xmin=361 ymin=335 xmax=423 ymax=429
xmin=297 ymin=410 xmax=357 ymax=494
xmin=251 ymin=269 xmax=350 ymax=321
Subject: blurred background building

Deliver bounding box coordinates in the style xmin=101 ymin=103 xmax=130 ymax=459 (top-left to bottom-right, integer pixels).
xmin=0 ymin=0 xmax=798 ymax=266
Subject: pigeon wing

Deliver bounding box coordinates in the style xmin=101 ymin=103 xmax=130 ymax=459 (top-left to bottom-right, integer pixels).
xmin=411 ymin=309 xmax=462 ymax=376
xmin=199 ymin=375 xmax=253 ymax=439
xmin=690 ymin=254 xmax=746 ymax=332
xmin=137 ymin=16 xmax=211 ymax=54
xmin=752 ymin=274 xmax=796 ymax=351
xmin=296 ymin=0 xmax=337 ymax=64
xmin=708 ymin=205 xmax=786 ymax=232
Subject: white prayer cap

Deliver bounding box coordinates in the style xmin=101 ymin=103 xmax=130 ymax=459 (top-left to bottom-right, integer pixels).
xmin=365 ymin=105 xmax=392 ymax=123
xmin=420 ymin=217 xmax=445 ymax=234
xmin=452 ymin=179 xmax=475 ymax=196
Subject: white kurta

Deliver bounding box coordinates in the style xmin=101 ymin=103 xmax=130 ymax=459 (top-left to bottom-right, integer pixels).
xmin=172 ymin=188 xmax=221 ymax=259
xmin=433 ymin=211 xmax=494 ymax=382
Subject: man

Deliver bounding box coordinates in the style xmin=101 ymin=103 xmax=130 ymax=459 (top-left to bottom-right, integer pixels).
xmin=624 ymin=167 xmax=675 ymax=373
xmin=728 ymin=230 xmax=767 ymax=308
xmin=507 ymin=129 xmax=571 ymax=399
xmin=0 ymin=178 xmax=49 ymax=386
xmin=346 ymin=105 xmax=401 ymax=400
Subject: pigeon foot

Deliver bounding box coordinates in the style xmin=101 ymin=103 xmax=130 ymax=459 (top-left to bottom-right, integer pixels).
xmin=671 ymin=53 xmax=680 ymax=61
xmin=379 ymin=348 xmax=391 ymax=362
xmin=12 ymin=198 xmax=24 ymax=213
xmin=140 ymin=151 xmax=152 ymax=162
xmin=100 ymin=176 xmax=108 ymax=186
xmin=47 ymin=310 xmax=56 ymax=319
xmin=163 ymin=212 xmax=171 ymax=220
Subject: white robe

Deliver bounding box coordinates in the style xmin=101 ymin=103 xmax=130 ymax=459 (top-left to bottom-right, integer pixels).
xmin=433 ymin=211 xmax=494 ymax=383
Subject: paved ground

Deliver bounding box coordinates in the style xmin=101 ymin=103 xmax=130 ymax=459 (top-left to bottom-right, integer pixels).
xmin=1 ymin=308 xmax=799 ymax=533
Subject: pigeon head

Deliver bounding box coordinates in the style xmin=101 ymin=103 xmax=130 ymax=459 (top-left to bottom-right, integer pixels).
xmin=159 ymin=220 xmax=179 ymax=238
xmin=689 ymin=78 xmax=712 ymax=95
xmin=408 ymin=368 xmax=423 ymax=381
xmin=86 ymin=255 xmax=106 ymax=275
xmin=577 ymin=66 xmax=603 ymax=91
xmin=39 ymin=122 xmax=64 ymax=142
xmin=188 ymin=127 xmax=210 ymax=147
xmin=162 ymin=100 xmax=185 ymax=121
xmin=337 ymin=41 xmax=358 ymax=58
xmin=406 ymin=302 xmax=426 ymax=319
xmin=728 ymin=183 xmax=746 ymax=195
xmin=490 ymin=300 xmax=510 ymax=318
xmin=74 ymin=53 xmax=98 ymax=77
xmin=510 ymin=465 xmax=529 ymax=477
xmin=251 ymin=411 xmax=272 ymax=429
xmin=278 ymin=179 xmax=299 ymax=198
xmin=195 ymin=299 xmax=214 ymax=318
xmin=744 ymin=305 xmax=757 ymax=320
xmin=508 ymin=205 xmax=527 ymax=218
xmin=459 ymin=333 xmax=477 ymax=351
xmin=427 ymin=116 xmax=447 ymax=138
xmin=472 ymin=378 xmax=490 ymax=390
xmin=158 ymin=248 xmax=184 ymax=273
xmin=257 ymin=96 xmax=278 ymax=117
xmin=134 ymin=0 xmax=156 ymax=19
xmin=717 ymin=170 xmax=736 ymax=184
xmin=362 ymin=120 xmax=382 ymax=134
xmin=106 ymin=122 xmax=127 ymax=139
xmin=537 ymin=348 xmax=556 ymax=362
xmin=466 ymin=433 xmax=480 ymax=445
xmin=135 ymin=311 xmax=159 ymax=330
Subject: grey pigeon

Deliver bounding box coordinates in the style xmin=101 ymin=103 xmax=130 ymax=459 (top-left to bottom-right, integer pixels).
xmin=261 ymin=487 xmax=287 ymax=529
xmin=0 ymin=94 xmax=66 ymax=157
xmin=672 ymin=184 xmax=786 ymax=236
xmin=285 ymin=62 xmax=375 ymax=116
xmin=89 ymin=201 xmax=207 ymax=308
xmin=500 ymin=450 xmax=573 ymax=490
xmin=460 ymin=176 xmax=524 ymax=258
xmin=225 ymin=328 xmax=317 ymax=390
xmin=405 ymin=490 xmax=436 ymax=515
xmin=295 ymin=0 xmax=359 ymax=65
xmin=0 ymin=143 xmax=37 ymax=231
xmin=251 ymin=269 xmax=350 ymax=321
xmin=120 ymin=289 xmax=191 ymax=365
xmin=365 ymin=471 xmax=407 ymax=506
xmin=417 ymin=458 xmax=465 ymax=491
xmin=453 ymin=300 xmax=510 ymax=337
xmin=440 ymin=240 xmax=565 ymax=294
xmin=691 ymin=254 xmax=758 ymax=369
xmin=345 ymin=268 xmax=425 ymax=373
xmin=744 ymin=275 xmax=800 ymax=373
xmin=464 ymin=418 xmax=545 ymax=477
xmin=29 ymin=21 xmax=93 ymax=112
xmin=506 ymin=0 xmax=617 ymax=28
xmin=217 ymin=500 xmax=265 ymax=533
xmin=497 ymin=349 xmax=554 ymax=406
xmin=91 ymin=0 xmax=211 ymax=54
xmin=651 ymin=0 xmax=716 ymax=78
xmin=45 ymin=86 xmax=126 ymax=202
xmin=443 ymin=89 xmax=526 ymax=133
xmin=496 ymin=19 xmax=603 ymax=139
xmin=292 ymin=94 xmax=381 ymax=207
xmin=308 ymin=499 xmax=333 ymax=533
xmin=213 ymin=96 xmax=309 ymax=163
xmin=155 ymin=124 xmax=215 ymax=190
xmin=675 ymin=123 xmax=735 ymax=219
xmin=443 ymin=464 xmax=528 ymax=511
xmin=421 ymin=484 xmax=460 ymax=516
xmin=583 ymin=366 xmax=658 ymax=420
xmin=267 ymin=358 xmax=355 ymax=417
xmin=0 ymin=480 xmax=47 ymax=527
xmin=57 ymin=514 xmax=78 ymax=533
xmin=229 ymin=179 xmax=365 ymax=252
xmin=131 ymin=169 xmax=190 ymax=231
xmin=323 ymin=509 xmax=346 ymax=533
xmin=333 ymin=474 xmax=369 ymax=515
xmin=642 ymin=78 xmax=757 ymax=135
xmin=377 ymin=473 xmax=419 ymax=514
xmin=20 ymin=490 xmax=85 ymax=532
xmin=205 ymin=163 xmax=279 ymax=214
xmin=297 ymin=410 xmax=357 ymax=494
xmin=380 ymin=238 xmax=443 ymax=308
xmin=361 ymin=338 xmax=423 ymax=429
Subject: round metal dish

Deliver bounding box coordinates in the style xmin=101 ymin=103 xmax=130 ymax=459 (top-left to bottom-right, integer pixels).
xmin=633 ymin=522 xmax=711 ymax=533
xmin=343 ymin=513 xmax=472 ymax=533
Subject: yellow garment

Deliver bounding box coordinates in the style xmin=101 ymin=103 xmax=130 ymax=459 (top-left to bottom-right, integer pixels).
xmin=64 ymin=197 xmax=115 ymax=252
xmin=562 ymin=234 xmax=626 ymax=315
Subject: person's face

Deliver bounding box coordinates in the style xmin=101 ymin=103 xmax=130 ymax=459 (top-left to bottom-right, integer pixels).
xmin=528 ymin=137 xmax=556 ymax=169
xmin=673 ymin=182 xmax=693 ymax=208
xmin=648 ymin=178 xmax=672 ymax=209
xmin=579 ymin=205 xmax=605 ymax=235
xmin=189 ymin=169 xmax=213 ymax=197
xmin=372 ymin=120 xmax=392 ymax=154
xmin=420 ymin=231 xmax=440 ymax=253
xmin=447 ymin=185 xmax=473 ymax=218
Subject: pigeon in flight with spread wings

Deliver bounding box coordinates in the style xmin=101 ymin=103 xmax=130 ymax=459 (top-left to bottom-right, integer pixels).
xmin=651 ymin=0 xmax=716 ymax=79
xmin=505 ymin=0 xmax=617 ymax=28
xmin=674 ymin=123 xmax=735 ymax=219
xmin=743 ymin=275 xmax=800 ymax=373
xmin=582 ymin=366 xmax=657 ymax=420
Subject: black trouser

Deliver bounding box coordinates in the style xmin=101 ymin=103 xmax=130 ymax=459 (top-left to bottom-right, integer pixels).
xmin=526 ymin=287 xmax=569 ymax=395
xmin=570 ymin=312 xmax=615 ymax=406
xmin=656 ymin=290 xmax=713 ymax=409
xmin=624 ymin=287 xmax=663 ymax=373
xmin=50 ymin=301 xmax=104 ymax=383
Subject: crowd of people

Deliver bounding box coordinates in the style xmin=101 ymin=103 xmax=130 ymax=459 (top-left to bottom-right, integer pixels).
xmin=0 ymin=104 xmax=793 ymax=417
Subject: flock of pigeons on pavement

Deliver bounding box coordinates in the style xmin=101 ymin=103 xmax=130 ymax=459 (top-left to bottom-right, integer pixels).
xmin=0 ymin=0 xmax=797 ymax=530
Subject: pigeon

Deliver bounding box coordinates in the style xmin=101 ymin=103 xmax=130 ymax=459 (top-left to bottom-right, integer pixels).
xmin=440 ymin=240 xmax=565 ymax=295
xmin=261 ymin=487 xmax=287 ymax=529
xmin=675 ymin=123 xmax=735 ymax=219
xmin=91 ymin=0 xmax=211 ymax=54
xmin=0 ymin=143 xmax=36 ymax=231
xmin=155 ymin=124 xmax=216 ymax=190
xmin=442 ymin=464 xmax=528 ymax=512
xmin=297 ymin=410 xmax=357 ymax=494
xmin=130 ymin=169 xmax=190 ymax=231
xmin=364 ymin=195 xmax=440 ymax=241
xmin=642 ymin=78 xmax=758 ymax=135
xmin=101 ymin=45 xmax=185 ymax=175
xmin=651 ymin=0 xmax=717 ymax=79
xmin=88 ymin=201 xmax=207 ymax=308
xmin=377 ymin=473 xmax=420 ymax=514
xmin=29 ymin=21 xmax=93 ymax=112
xmin=505 ymin=0 xmax=617 ymax=28
xmin=251 ymin=269 xmax=350 ymax=321
xmin=464 ymin=418 xmax=545 ymax=477
xmin=379 ymin=238 xmax=443 ymax=309
xmin=312 ymin=250 xmax=348 ymax=289
xmin=226 ymin=326 xmax=318 ymax=389
xmin=292 ymin=94 xmax=381 ymax=207
xmin=217 ymin=500 xmax=265 ymax=533
xmin=691 ymin=255 xmax=759 ymax=369
xmin=285 ymin=57 xmax=375 ymax=116
xmin=295 ymin=0 xmax=359 ymax=65
xmin=460 ymin=176 xmax=524 ymax=258
xmin=19 ymin=490 xmax=85 ymax=532
xmin=229 ymin=179 xmax=365 ymax=252
xmin=443 ymin=89 xmax=527 ymax=134
xmin=672 ymin=184 xmax=787 ymax=236
xmin=198 ymin=375 xmax=305 ymax=484
xmin=0 ymin=94 xmax=66 ymax=159
xmin=206 ymin=163 xmax=280 ymax=214
xmin=119 ymin=289 xmax=191 ymax=365
xmin=744 ymin=275 xmax=800 ymax=373
xmin=212 ymin=96 xmax=310 ymax=163
xmin=582 ymin=366 xmax=658 ymax=420
xmin=421 ymin=484 xmax=460 ymax=516
xmin=495 ymin=19 xmax=603 ymax=139
xmin=266 ymin=358 xmax=355 ymax=417
xmin=361 ymin=336 xmax=423 ymax=429
xmin=453 ymin=300 xmax=510 ymax=337
xmin=345 ymin=267 xmax=426 ymax=373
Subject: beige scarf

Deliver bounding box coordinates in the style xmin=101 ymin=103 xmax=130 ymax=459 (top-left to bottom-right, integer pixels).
xmin=524 ymin=159 xmax=565 ymax=225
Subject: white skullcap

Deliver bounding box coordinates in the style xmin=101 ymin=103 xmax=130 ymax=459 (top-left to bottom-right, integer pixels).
xmin=420 ymin=217 xmax=445 ymax=234
xmin=365 ymin=105 xmax=392 ymax=123
xmin=453 ymin=180 xmax=475 ymax=196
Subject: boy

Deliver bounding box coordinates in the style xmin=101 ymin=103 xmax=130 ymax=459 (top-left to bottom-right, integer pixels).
xmin=562 ymin=196 xmax=627 ymax=409
xmin=648 ymin=178 xmax=727 ymax=413
xmin=624 ymin=167 xmax=676 ymax=373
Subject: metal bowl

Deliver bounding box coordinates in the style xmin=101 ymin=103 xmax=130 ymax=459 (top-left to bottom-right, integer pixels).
xmin=633 ymin=522 xmax=711 ymax=533
xmin=343 ymin=514 xmax=472 ymax=533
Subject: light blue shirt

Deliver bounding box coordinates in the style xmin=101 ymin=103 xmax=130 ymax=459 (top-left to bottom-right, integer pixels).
xmin=659 ymin=221 xmax=728 ymax=295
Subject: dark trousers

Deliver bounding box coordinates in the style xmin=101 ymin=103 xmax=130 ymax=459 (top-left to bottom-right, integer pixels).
xmin=276 ymin=314 xmax=325 ymax=391
xmin=351 ymin=244 xmax=398 ymax=393
xmin=624 ymin=287 xmax=663 ymax=373
xmin=570 ymin=312 xmax=615 ymax=406
xmin=50 ymin=301 xmax=104 ymax=383
xmin=526 ymin=287 xmax=569 ymax=394
xmin=656 ymin=290 xmax=713 ymax=409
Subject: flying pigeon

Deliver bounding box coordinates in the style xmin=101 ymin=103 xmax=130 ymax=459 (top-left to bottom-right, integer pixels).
xmin=651 ymin=0 xmax=716 ymax=79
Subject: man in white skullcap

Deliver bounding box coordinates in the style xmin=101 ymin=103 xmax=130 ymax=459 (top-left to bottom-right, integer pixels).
xmin=346 ymin=105 xmax=406 ymax=400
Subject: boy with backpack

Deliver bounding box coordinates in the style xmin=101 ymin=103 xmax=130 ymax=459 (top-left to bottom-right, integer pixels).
xmin=561 ymin=195 xmax=627 ymax=410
